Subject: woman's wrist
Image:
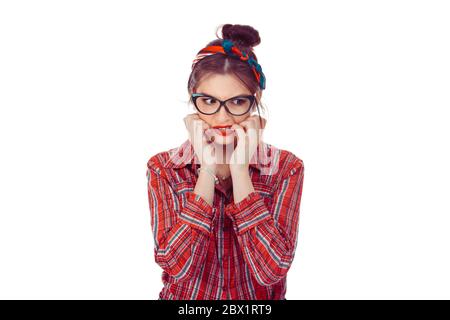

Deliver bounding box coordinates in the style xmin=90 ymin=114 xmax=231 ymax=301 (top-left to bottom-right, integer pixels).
xmin=230 ymin=164 xmax=249 ymax=175
xmin=198 ymin=166 xmax=219 ymax=185
xmin=200 ymin=164 xmax=216 ymax=174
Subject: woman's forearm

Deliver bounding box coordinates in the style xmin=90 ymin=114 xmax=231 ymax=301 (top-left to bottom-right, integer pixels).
xmin=193 ymin=166 xmax=216 ymax=206
xmin=230 ymin=167 xmax=255 ymax=203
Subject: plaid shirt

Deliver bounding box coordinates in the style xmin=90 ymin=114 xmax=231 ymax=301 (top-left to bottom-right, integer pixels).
xmin=146 ymin=139 xmax=305 ymax=300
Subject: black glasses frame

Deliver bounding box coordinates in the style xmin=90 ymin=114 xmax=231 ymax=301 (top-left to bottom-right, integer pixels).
xmin=191 ymin=93 xmax=256 ymax=116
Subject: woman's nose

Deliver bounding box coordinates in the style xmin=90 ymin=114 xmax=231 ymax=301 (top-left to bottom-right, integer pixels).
xmin=216 ymin=104 xmax=233 ymax=120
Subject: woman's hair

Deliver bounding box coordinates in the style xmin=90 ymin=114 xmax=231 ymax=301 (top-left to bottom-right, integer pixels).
xmin=187 ymin=24 xmax=267 ymax=126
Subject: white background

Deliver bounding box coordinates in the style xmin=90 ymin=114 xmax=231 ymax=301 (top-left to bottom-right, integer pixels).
xmin=1 ymin=0 xmax=449 ymax=299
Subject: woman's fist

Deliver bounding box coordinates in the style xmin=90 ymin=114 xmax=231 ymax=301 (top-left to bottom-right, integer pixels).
xmin=183 ymin=113 xmax=217 ymax=170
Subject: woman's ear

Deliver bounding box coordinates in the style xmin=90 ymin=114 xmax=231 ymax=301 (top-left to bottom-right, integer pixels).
xmin=252 ymin=90 xmax=262 ymax=113
xmin=255 ymin=89 xmax=262 ymax=103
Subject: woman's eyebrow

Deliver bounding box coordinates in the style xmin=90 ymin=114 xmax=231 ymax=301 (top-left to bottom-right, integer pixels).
xmin=232 ymin=93 xmax=251 ymax=97
xmin=200 ymin=93 xmax=250 ymax=98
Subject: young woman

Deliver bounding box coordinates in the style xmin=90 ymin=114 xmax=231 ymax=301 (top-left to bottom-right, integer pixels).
xmin=146 ymin=24 xmax=305 ymax=300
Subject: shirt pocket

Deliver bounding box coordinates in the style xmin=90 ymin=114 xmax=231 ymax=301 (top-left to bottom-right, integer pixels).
xmin=173 ymin=180 xmax=195 ymax=209
xmin=252 ymin=180 xmax=274 ymax=209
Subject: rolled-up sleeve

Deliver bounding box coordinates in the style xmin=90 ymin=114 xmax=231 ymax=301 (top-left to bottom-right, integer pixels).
xmin=147 ymin=162 xmax=216 ymax=283
xmin=224 ymin=160 xmax=304 ymax=286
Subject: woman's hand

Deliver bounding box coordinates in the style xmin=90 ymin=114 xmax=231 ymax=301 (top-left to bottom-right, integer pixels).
xmin=183 ymin=113 xmax=217 ymax=172
xmin=229 ymin=115 xmax=266 ymax=173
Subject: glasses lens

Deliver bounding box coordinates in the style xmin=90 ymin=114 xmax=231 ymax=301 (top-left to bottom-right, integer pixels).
xmin=226 ymin=97 xmax=252 ymax=115
xmin=195 ymin=96 xmax=220 ymax=114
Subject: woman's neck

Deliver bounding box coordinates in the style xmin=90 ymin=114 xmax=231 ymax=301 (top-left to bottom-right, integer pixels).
xmin=215 ymin=164 xmax=231 ymax=180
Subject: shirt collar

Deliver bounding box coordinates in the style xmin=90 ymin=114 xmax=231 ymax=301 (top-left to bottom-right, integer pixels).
xmin=162 ymin=139 xmax=277 ymax=171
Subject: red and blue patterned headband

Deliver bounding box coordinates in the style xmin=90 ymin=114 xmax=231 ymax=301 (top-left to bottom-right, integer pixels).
xmin=191 ymin=39 xmax=266 ymax=90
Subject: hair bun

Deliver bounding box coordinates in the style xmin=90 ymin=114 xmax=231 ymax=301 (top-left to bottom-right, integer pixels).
xmin=220 ymin=24 xmax=261 ymax=48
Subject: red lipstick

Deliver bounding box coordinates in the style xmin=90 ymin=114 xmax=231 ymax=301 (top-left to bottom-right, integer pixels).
xmin=212 ymin=125 xmax=233 ymax=129
xmin=211 ymin=125 xmax=234 ymax=136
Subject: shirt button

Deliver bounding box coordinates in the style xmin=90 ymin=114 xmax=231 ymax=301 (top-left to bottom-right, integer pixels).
xmin=178 ymin=151 xmax=183 ymax=157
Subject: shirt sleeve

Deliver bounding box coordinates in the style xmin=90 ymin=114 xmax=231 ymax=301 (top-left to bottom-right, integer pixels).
xmin=224 ymin=160 xmax=305 ymax=286
xmin=146 ymin=163 xmax=216 ymax=283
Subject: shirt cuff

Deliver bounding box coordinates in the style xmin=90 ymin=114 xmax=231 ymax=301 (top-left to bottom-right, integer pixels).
xmin=179 ymin=191 xmax=216 ymax=234
xmin=225 ymin=191 xmax=271 ymax=235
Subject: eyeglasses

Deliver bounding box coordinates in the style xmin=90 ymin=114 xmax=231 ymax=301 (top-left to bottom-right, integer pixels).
xmin=191 ymin=93 xmax=256 ymax=116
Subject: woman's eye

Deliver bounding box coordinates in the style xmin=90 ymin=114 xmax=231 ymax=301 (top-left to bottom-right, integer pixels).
xmin=232 ymin=99 xmax=244 ymax=105
xmin=203 ymin=98 xmax=216 ymax=105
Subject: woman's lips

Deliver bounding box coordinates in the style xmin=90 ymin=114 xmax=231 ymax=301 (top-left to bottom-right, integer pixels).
xmin=213 ymin=125 xmax=233 ymax=129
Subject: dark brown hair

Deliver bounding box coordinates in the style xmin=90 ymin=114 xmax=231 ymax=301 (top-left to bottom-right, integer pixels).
xmin=187 ymin=24 xmax=267 ymax=126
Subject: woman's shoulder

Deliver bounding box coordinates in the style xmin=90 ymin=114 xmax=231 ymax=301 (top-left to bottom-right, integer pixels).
xmin=146 ymin=143 xmax=199 ymax=192
xmin=146 ymin=147 xmax=179 ymax=177
xmin=147 ymin=139 xmax=194 ymax=170
xmin=266 ymin=143 xmax=304 ymax=179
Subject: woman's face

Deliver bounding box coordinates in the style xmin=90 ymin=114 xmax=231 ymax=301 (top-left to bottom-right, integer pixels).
xmin=194 ymin=73 xmax=259 ymax=145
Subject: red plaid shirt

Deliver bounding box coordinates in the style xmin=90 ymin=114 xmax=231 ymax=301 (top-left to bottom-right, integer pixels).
xmin=146 ymin=139 xmax=304 ymax=300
